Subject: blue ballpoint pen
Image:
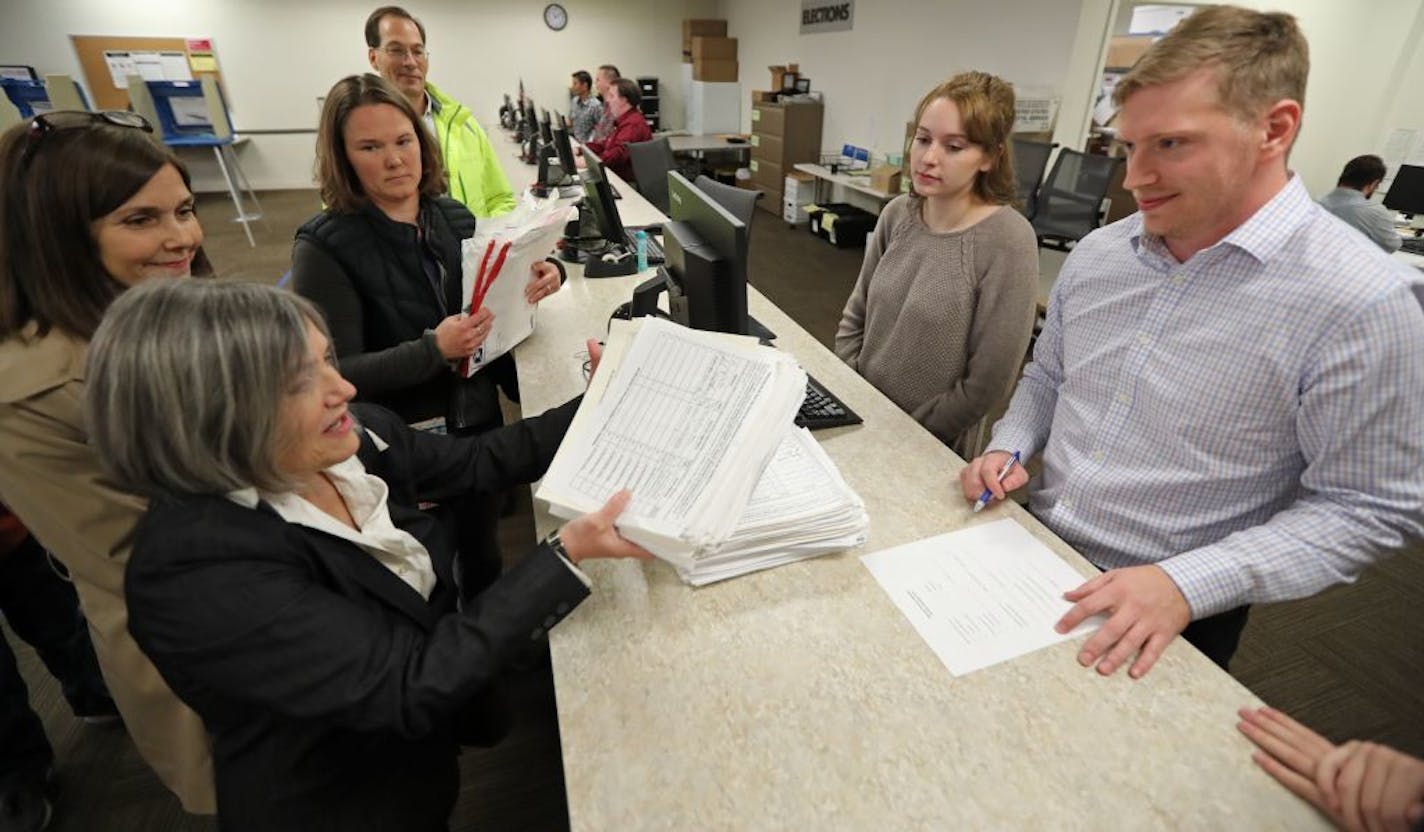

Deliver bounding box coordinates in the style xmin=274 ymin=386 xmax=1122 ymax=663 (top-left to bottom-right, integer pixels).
xmin=972 ymin=451 xmax=1021 ymax=513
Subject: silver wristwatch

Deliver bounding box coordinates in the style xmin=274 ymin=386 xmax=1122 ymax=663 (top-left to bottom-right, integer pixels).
xmin=545 ymin=528 xmax=572 ymax=562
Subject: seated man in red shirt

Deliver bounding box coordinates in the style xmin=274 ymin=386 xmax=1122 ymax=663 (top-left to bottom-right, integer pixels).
xmin=581 ymin=77 xmax=652 ymax=184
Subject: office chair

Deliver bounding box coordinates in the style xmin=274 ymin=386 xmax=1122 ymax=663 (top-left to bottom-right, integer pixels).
xmin=1010 ymin=139 xmax=1056 ymax=221
xmin=627 ymin=137 xmax=675 ymax=213
xmin=1030 ymin=149 xmax=1123 ymax=251
xmin=693 ymin=174 xmax=763 ymax=229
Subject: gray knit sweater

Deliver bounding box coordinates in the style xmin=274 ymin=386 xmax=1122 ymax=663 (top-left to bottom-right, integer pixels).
xmin=835 ymin=196 xmax=1039 ymax=454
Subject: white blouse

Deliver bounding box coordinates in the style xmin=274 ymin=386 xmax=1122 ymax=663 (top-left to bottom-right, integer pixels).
xmin=227 ymin=435 xmax=436 ymax=598
xmin=227 ymin=429 xmax=588 ymax=598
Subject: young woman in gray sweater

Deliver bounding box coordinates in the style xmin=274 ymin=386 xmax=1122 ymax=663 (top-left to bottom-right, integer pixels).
xmin=836 ymin=72 xmax=1039 ymax=457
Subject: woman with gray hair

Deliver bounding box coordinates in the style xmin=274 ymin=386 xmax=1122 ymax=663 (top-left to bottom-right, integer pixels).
xmin=87 ymin=279 xmax=648 ymax=831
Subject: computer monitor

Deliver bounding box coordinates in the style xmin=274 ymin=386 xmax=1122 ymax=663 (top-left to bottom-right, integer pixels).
xmin=536 ymin=122 xmax=575 ymax=190
xmin=662 ymin=172 xmax=749 ymax=335
xmin=578 ymin=151 xmax=639 ymax=278
xmin=580 ymin=151 xmax=629 ymax=249
xmin=516 ymin=94 xmax=536 ymax=144
xmin=499 ymin=92 xmax=515 ymax=129
xmin=552 ymin=124 xmax=578 ymax=175
xmin=520 ymin=98 xmax=539 ymax=162
xmin=1384 ymin=165 xmax=1424 ymax=217
xmin=538 ymin=108 xmax=554 ymax=145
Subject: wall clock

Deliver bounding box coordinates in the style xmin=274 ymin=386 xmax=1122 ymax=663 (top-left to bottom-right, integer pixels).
xmin=544 ymin=3 xmax=568 ymax=31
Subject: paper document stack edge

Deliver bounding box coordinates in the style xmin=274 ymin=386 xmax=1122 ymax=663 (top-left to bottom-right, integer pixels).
xmin=536 ymin=317 xmax=869 ymax=584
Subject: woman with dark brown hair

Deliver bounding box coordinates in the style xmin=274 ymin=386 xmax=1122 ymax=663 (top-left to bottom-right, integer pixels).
xmin=0 ymin=111 xmax=216 ymax=816
xmin=835 ymin=71 xmax=1040 ymax=458
xmin=292 ymin=74 xmax=562 ymax=597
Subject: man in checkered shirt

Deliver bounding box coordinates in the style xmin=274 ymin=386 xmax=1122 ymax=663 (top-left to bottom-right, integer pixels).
xmin=962 ymin=5 xmax=1424 ymax=679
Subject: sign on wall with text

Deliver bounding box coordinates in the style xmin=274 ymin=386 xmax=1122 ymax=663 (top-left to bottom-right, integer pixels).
xmin=800 ymin=0 xmax=854 ymax=34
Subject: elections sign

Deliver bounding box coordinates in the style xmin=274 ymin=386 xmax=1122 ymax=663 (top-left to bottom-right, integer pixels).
xmin=800 ymin=0 xmax=854 ymax=33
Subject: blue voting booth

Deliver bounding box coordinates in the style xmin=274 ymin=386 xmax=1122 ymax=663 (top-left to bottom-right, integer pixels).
xmin=1 ymin=76 xmax=91 ymax=118
xmin=131 ymin=77 xmax=264 ymax=246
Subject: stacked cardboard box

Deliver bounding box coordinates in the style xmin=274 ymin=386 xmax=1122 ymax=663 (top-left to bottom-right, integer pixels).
xmin=691 ymin=36 xmax=737 ymax=82
xmin=1105 ymin=35 xmax=1154 ymax=69
xmin=682 ymin=19 xmax=727 ymax=61
xmin=783 ymin=171 xmax=816 ymax=225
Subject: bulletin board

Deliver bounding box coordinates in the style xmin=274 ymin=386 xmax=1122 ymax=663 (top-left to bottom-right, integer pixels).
xmin=69 ymin=35 xmax=225 ymax=111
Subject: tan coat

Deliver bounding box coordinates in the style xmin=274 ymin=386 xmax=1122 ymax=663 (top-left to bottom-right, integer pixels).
xmin=0 ymin=324 xmax=215 ymax=813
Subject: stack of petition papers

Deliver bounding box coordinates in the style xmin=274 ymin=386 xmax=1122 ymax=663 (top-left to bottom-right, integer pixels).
xmin=536 ymin=317 xmax=868 ymax=584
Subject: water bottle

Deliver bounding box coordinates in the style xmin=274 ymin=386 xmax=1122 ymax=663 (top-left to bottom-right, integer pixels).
xmin=634 ymin=229 xmax=649 ymax=272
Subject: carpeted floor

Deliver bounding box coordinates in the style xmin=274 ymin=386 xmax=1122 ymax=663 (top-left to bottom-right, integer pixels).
xmin=5 ymin=189 xmax=1420 ymax=831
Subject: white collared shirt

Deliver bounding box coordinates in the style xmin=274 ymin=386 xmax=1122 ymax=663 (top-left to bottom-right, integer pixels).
xmin=227 ymin=428 xmax=591 ymax=595
xmin=227 ymin=447 xmax=438 ymax=599
xmin=422 ymin=90 xmax=438 ymax=140
xmin=990 ymin=175 xmax=1424 ymax=617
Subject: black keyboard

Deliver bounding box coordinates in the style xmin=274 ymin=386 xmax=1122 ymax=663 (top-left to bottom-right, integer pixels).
xmin=626 ymin=230 xmax=665 ymax=265
xmin=796 ymin=374 xmax=862 ymax=431
xmin=1402 ymin=236 xmax=1424 ymax=255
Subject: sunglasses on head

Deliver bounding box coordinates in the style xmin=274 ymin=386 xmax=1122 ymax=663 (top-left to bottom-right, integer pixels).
xmin=21 ymin=110 xmax=154 ymax=167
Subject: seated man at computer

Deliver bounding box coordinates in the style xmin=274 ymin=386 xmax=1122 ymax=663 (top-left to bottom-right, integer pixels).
xmin=579 ymin=78 xmax=652 ymax=184
xmin=568 ymin=70 xmax=602 ymax=143
xmin=1318 ymin=154 xmax=1402 ymax=253
xmin=366 ymin=5 xmax=517 ymax=217
xmin=589 ymin=64 xmax=620 ymax=142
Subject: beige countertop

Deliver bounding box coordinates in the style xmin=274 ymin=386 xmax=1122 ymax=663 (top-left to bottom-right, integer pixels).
xmin=493 ymin=128 xmax=1327 ymax=831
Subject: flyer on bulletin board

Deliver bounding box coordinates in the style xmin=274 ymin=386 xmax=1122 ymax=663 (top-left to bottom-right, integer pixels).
xmin=185 ymin=38 xmax=218 ymax=73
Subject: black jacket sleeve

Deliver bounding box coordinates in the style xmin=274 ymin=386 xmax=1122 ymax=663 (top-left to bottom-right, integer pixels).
xmin=291 ymin=239 xmax=447 ymax=396
xmin=352 ymin=396 xmax=581 ymax=505
xmin=126 ymin=499 xmax=590 ymax=741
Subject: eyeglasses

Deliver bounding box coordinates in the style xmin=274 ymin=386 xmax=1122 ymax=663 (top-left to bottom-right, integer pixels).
xmin=380 ymin=45 xmax=429 ymax=61
xmin=21 ymin=110 xmax=153 ymax=167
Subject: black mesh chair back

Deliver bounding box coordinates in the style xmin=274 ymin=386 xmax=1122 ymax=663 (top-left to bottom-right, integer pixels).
xmin=627 ymin=137 xmax=675 ymax=213
xmin=1011 ymin=139 xmax=1056 ymax=220
xmin=693 ymin=174 xmax=763 ymax=229
xmin=1030 ymin=149 xmax=1124 ymax=250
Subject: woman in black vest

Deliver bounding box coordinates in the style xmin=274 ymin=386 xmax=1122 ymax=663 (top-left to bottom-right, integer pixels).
xmin=292 ymin=74 xmax=562 ymax=597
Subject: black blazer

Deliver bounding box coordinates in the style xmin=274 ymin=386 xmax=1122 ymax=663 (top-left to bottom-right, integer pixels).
xmin=125 ymin=401 xmax=588 ymax=832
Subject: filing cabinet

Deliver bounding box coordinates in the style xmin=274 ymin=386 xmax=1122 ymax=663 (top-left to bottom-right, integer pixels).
xmin=749 ymin=99 xmax=822 ymax=215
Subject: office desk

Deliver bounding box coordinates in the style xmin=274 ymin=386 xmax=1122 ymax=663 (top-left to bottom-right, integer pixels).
xmin=667 ymin=133 xmax=751 ymax=156
xmin=794 ymin=162 xmax=898 ymax=207
xmin=497 ymin=128 xmax=664 ymax=229
xmin=493 ymin=129 xmax=1324 ymax=830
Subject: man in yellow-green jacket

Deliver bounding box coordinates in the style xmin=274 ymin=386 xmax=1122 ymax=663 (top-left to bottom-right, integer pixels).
xmin=365 ymin=5 xmax=517 ymax=218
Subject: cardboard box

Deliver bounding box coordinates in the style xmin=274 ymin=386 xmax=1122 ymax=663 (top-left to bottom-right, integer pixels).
xmin=751 ymin=89 xmax=777 ymax=104
xmin=1105 ymin=35 xmax=1154 ymax=69
xmin=691 ymin=36 xmax=737 ymax=61
xmin=783 ymin=171 xmax=815 ymax=204
xmin=869 ymin=164 xmax=902 ymax=194
xmin=783 ymin=197 xmax=810 ymax=225
xmin=683 ymin=19 xmax=727 ymax=50
xmin=693 ymin=59 xmax=738 ymax=82
xmin=768 ymin=64 xmax=799 ymax=92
